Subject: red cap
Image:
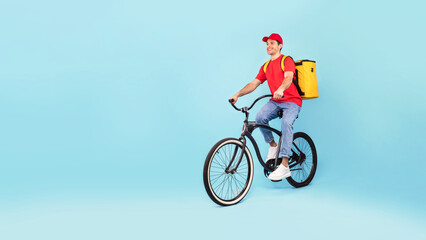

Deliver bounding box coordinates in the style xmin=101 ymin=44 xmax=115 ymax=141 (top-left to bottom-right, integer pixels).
xmin=262 ymin=33 xmax=283 ymax=44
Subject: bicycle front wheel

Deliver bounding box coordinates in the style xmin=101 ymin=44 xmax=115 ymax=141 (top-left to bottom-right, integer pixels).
xmin=203 ymin=138 xmax=254 ymax=206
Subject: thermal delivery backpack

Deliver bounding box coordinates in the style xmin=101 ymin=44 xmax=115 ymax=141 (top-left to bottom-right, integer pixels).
xmin=263 ymin=56 xmax=319 ymax=100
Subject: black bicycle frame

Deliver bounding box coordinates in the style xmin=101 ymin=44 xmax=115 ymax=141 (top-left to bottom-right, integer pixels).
xmin=225 ymin=95 xmax=304 ymax=173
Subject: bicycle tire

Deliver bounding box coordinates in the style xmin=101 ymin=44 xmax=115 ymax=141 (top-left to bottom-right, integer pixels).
xmin=203 ymin=138 xmax=254 ymax=206
xmin=286 ymin=132 xmax=317 ymax=188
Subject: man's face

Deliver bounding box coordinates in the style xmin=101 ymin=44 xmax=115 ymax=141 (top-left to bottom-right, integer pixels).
xmin=266 ymin=39 xmax=282 ymax=55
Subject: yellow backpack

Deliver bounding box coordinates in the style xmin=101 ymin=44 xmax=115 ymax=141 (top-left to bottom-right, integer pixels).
xmin=263 ymin=56 xmax=319 ymax=100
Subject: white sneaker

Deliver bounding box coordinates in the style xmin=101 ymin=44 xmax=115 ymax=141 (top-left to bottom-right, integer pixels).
xmin=268 ymin=164 xmax=291 ymax=181
xmin=266 ymin=145 xmax=279 ymax=160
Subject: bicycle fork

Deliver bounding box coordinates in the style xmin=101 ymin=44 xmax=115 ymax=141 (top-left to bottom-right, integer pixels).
xmin=224 ymin=124 xmax=248 ymax=174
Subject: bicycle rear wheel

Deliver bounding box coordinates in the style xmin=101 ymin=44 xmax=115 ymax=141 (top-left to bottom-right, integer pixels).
xmin=203 ymin=138 xmax=254 ymax=206
xmin=287 ymin=132 xmax=317 ymax=188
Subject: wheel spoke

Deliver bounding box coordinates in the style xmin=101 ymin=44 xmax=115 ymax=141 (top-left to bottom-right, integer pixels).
xmin=231 ymin=175 xmax=241 ymax=197
xmin=215 ymin=151 xmax=227 ymax=169
xmin=218 ymin=175 xmax=229 ymax=197
xmin=211 ymin=177 xmax=225 ymax=189
xmin=233 ymin=174 xmax=246 ymax=186
xmin=211 ymin=173 xmax=226 ymax=187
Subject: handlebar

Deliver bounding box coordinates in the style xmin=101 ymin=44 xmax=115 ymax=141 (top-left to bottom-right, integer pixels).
xmin=229 ymin=94 xmax=281 ymax=112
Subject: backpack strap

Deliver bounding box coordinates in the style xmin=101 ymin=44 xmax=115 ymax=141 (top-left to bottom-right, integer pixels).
xmin=263 ymin=55 xmax=288 ymax=73
xmin=262 ymin=60 xmax=271 ymax=73
xmin=280 ymin=55 xmax=287 ymax=72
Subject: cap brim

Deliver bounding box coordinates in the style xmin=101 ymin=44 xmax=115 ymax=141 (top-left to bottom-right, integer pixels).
xmin=262 ymin=36 xmax=269 ymax=42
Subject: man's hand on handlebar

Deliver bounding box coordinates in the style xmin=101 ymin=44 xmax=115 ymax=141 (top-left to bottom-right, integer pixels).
xmin=273 ymin=88 xmax=284 ymax=99
xmin=229 ymin=94 xmax=239 ymax=104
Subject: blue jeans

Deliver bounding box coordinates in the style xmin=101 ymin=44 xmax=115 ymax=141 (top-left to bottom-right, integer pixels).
xmin=255 ymin=101 xmax=301 ymax=158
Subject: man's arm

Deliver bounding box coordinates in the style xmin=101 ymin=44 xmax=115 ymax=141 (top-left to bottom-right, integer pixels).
xmin=273 ymin=71 xmax=294 ymax=99
xmin=230 ymin=79 xmax=262 ymax=103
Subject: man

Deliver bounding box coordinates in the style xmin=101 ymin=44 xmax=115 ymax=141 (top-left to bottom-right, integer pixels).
xmin=229 ymin=33 xmax=302 ymax=181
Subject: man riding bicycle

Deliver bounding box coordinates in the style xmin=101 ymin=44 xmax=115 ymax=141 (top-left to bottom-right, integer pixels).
xmin=229 ymin=33 xmax=302 ymax=181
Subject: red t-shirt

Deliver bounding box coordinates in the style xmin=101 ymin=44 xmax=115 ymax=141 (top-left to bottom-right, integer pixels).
xmin=256 ymin=55 xmax=302 ymax=107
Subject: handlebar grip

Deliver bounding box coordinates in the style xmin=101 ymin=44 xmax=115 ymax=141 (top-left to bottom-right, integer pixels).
xmin=229 ymin=99 xmax=235 ymax=103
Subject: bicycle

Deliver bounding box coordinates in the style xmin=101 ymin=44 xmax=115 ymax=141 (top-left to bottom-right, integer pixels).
xmin=203 ymin=94 xmax=317 ymax=206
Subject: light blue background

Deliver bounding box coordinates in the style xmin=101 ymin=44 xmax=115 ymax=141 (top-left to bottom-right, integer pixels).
xmin=1 ymin=0 xmax=425 ymax=239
